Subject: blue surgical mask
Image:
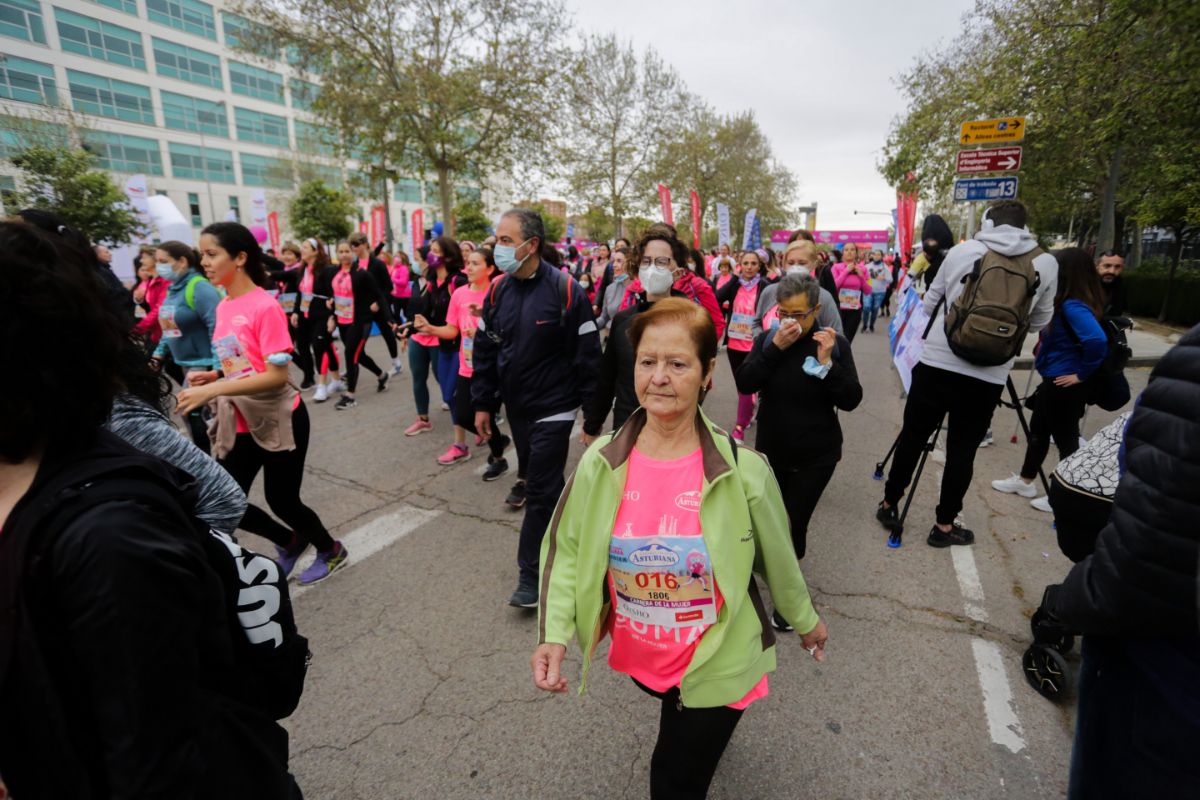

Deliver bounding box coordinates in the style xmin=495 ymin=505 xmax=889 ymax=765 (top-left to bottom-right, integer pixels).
xmin=155 ymin=262 xmax=175 ymax=280
xmin=494 ymin=240 xmax=530 ymax=275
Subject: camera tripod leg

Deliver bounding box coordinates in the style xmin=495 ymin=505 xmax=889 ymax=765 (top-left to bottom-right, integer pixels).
xmin=888 ymin=420 xmax=944 ymax=548
xmin=1005 ymin=376 xmax=1051 ymax=496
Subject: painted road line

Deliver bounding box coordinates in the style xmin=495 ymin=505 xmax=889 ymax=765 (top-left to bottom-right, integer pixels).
xmin=971 ymin=639 xmax=1027 ymax=753
xmin=292 ymin=505 xmax=442 ymax=597
xmin=951 ymin=546 xmax=989 ymax=623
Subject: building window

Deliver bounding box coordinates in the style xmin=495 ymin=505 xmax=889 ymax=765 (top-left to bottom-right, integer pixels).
xmin=234 ymin=106 xmax=288 ymax=146
xmin=146 ymin=0 xmax=216 ymax=40
xmin=228 ymin=194 xmax=239 ymax=221
xmin=228 ymin=61 xmax=283 ymax=104
xmin=83 ymin=131 xmax=164 ymax=175
xmin=240 ymin=152 xmax=290 ymax=188
xmin=168 ymin=142 xmax=234 ymax=183
xmin=0 ymin=55 xmax=57 ymax=104
xmin=294 ymin=120 xmax=334 ymax=156
xmin=187 ymin=191 xmax=201 ymax=226
xmin=393 ymin=179 xmax=421 ymax=204
xmin=0 ymin=117 xmax=68 ymax=157
xmin=55 ymin=9 xmax=146 ymax=70
xmin=220 ymin=11 xmax=275 ymax=55
xmin=152 ymin=37 xmax=222 ymax=88
xmin=298 ymin=163 xmax=340 ymax=187
xmin=289 ymin=77 xmax=318 ymax=111
xmin=67 ymin=70 xmax=155 ymax=124
xmin=160 ymin=90 xmax=227 ymax=137
xmin=87 ymin=0 xmax=137 ymax=15
xmin=0 ymin=0 xmax=46 ymax=44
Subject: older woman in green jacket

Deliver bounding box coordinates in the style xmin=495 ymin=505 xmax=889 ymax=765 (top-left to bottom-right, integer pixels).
xmin=531 ymin=296 xmax=829 ymax=800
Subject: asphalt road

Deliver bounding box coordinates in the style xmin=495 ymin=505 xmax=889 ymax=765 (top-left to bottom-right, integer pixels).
xmin=239 ymin=322 xmax=1153 ymax=800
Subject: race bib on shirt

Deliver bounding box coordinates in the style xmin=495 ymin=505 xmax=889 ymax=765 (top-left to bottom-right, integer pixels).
xmin=214 ymin=333 xmax=254 ymax=380
xmin=333 ymin=293 xmax=354 ymax=322
xmin=158 ymin=304 xmax=182 ymax=338
xmin=728 ymin=312 xmax=754 ymax=341
xmin=461 ymin=333 xmax=475 ymax=369
xmin=279 ymin=292 xmax=297 ymax=314
xmin=608 ymin=532 xmax=717 ymax=628
xmin=838 ymin=288 xmax=862 ymax=310
xmin=300 ymin=292 xmax=313 ymax=314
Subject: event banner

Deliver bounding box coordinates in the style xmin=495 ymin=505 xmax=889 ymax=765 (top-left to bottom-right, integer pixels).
xmin=658 ymin=183 xmax=674 ymax=225
xmin=742 ymin=208 xmax=760 ymax=250
xmin=689 ymin=190 xmax=701 ymax=249
xmin=887 ymin=287 xmax=929 ymax=393
xmin=411 ymin=209 xmax=425 ymax=252
xmin=266 ymin=211 xmax=281 ymax=253
xmin=250 ymin=189 xmax=268 ymax=228
xmin=370 ymin=205 xmax=386 ymax=246
xmin=896 ymin=190 xmax=918 ymax=265
xmin=812 ymin=230 xmax=890 ymax=246
xmin=716 ymin=203 xmax=731 ymax=245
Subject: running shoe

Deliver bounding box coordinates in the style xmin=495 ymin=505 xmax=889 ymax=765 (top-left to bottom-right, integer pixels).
xmin=300 ymin=378 xmax=316 ymax=391
xmin=927 ymin=522 xmax=975 ymax=548
xmin=771 ymin=610 xmax=794 ymax=632
xmin=991 ymin=473 xmax=1037 ymax=497
xmin=505 ymin=479 xmax=527 ymax=509
xmin=437 ymin=443 xmax=470 ymax=465
xmin=876 ymin=501 xmax=899 ymax=530
xmin=391 ymin=357 xmax=404 ymax=376
xmin=1030 ymin=495 xmax=1053 ymax=513
xmin=335 ymin=395 xmax=358 ymax=410
xmin=298 ymin=542 xmax=350 ymax=585
xmin=508 ymin=579 xmax=538 ymax=608
xmin=313 ymin=383 xmax=330 ymax=403
xmin=731 ymin=425 xmax=745 ymax=443
xmin=475 ymin=432 xmax=486 ymax=446
xmin=328 ymin=379 xmax=346 ymax=394
xmin=404 ymin=417 xmax=433 ymax=436
xmin=978 ymin=429 xmax=994 ymax=448
xmin=440 ymin=401 xmax=450 ymax=411
xmin=483 ymin=456 xmax=509 ymax=482
xmin=377 ymin=372 xmax=390 ymax=393
xmin=274 ymin=540 xmax=308 ymax=578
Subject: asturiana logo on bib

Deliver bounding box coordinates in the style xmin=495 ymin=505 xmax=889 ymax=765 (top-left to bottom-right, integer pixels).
xmin=629 ymin=542 xmax=679 ymax=568
xmin=675 ymin=491 xmax=702 ymax=512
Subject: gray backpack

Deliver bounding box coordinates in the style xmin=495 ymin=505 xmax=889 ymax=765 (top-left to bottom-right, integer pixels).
xmin=925 ymin=247 xmax=1042 ymax=366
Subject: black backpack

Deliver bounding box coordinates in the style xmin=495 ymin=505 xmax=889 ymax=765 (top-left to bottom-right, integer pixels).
xmin=1063 ymin=314 xmax=1134 ymax=411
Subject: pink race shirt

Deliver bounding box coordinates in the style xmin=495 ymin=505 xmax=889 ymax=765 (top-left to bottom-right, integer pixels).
xmin=445 ymin=283 xmax=487 ymax=378
xmin=332 ymin=269 xmax=355 ymax=324
xmin=213 ymin=287 xmax=297 ymax=431
xmin=607 ymin=447 xmax=767 ymax=710
xmin=727 ymin=285 xmax=757 ymax=352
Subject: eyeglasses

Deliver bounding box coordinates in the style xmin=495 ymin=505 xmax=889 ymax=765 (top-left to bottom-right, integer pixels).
xmin=639 ymin=256 xmax=675 ymax=268
xmin=778 ymin=307 xmax=818 ymax=322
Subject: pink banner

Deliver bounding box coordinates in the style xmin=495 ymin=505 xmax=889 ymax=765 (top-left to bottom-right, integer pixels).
xmin=689 ymin=190 xmax=701 ymax=249
xmin=812 ymin=230 xmax=890 ymax=246
xmin=370 ymin=205 xmax=385 ymax=246
xmin=770 ymin=229 xmax=793 ymax=244
xmin=896 ymin=188 xmax=917 ymax=267
xmin=411 ymin=209 xmax=424 ymax=251
xmin=266 ymin=211 xmax=281 ymax=253
xmin=657 ymin=183 xmax=673 ymax=225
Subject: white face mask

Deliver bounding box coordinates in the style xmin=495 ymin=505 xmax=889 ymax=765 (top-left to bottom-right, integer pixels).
xmin=785 ymin=265 xmax=811 ymax=277
xmin=642 ymin=266 xmax=674 ymax=296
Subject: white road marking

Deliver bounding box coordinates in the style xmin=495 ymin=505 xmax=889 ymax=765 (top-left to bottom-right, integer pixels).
xmin=951 ymin=546 xmax=989 ymax=623
xmin=971 ymin=639 xmax=1027 ymax=753
xmin=291 ymin=505 xmax=442 ymax=597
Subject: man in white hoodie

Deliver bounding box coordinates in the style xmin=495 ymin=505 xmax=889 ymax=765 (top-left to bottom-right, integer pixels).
xmin=876 ymin=201 xmax=1058 ymax=547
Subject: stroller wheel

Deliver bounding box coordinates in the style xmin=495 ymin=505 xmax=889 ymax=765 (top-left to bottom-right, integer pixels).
xmin=1022 ymin=644 xmax=1070 ymax=700
xmin=1051 ymin=633 xmax=1075 ymax=654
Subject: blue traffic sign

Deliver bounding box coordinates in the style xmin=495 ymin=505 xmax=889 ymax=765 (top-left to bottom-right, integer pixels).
xmin=953 ymin=176 xmax=1019 ymax=203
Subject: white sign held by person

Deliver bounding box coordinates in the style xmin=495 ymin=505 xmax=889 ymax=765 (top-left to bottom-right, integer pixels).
xmin=716 ymin=203 xmax=731 ymax=246
xmin=109 ymin=174 xmax=153 ymax=283
xmin=887 ymin=287 xmax=929 ymax=393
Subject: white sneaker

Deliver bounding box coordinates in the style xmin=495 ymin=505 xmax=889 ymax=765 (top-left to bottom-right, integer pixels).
xmin=1030 ymin=495 xmax=1053 ymax=513
xmin=313 ymin=383 xmax=329 ymax=403
xmin=991 ymin=473 xmax=1038 ymax=497
xmin=978 ymin=429 xmax=994 ymax=448
xmin=328 ymin=379 xmax=345 ymax=394
xmin=391 ymin=357 xmax=404 ymax=376
xmin=440 ymin=402 xmax=450 ymax=411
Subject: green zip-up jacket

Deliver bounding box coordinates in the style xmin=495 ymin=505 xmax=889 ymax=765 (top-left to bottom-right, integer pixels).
xmin=538 ymin=407 xmax=820 ymax=708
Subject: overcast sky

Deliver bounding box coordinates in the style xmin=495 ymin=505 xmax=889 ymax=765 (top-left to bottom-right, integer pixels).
xmin=561 ymin=0 xmax=976 ymax=231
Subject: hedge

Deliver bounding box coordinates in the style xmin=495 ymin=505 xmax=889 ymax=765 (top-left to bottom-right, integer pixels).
xmin=1123 ymin=273 xmax=1200 ymax=326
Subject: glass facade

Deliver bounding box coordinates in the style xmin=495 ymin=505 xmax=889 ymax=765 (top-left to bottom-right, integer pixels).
xmin=55 ymin=8 xmax=146 ymax=70
xmin=161 ymin=89 xmax=227 ymax=137
xmin=240 ymin=152 xmax=290 ymax=188
xmin=152 ymin=37 xmax=222 ymax=88
xmin=84 ymin=130 xmax=164 ymax=175
xmin=67 ymin=70 xmax=155 ymax=124
xmin=146 ymin=0 xmax=217 ymax=40
xmin=0 ymin=55 xmax=56 ymax=104
xmin=0 ymin=0 xmax=46 ymax=44
xmin=228 ymin=60 xmax=283 ymax=104
xmin=234 ymin=106 xmax=287 ymax=146
xmin=168 ymin=142 xmax=235 ymax=182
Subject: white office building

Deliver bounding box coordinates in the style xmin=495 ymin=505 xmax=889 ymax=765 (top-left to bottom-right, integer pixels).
xmin=0 ymin=0 xmax=501 ymax=276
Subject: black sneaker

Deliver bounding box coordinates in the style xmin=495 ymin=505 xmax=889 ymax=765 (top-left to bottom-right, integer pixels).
xmin=927 ymin=522 xmax=975 ymax=548
xmin=335 ymin=395 xmax=358 ymax=410
xmin=876 ymin=501 xmax=899 ymax=530
xmin=299 ymin=377 xmax=316 ymax=391
xmin=505 ymin=479 xmax=527 ymax=509
xmin=771 ymin=610 xmax=794 ymax=632
xmin=483 ymin=456 xmax=509 ymax=482
xmin=377 ymin=372 xmax=390 ymax=393
xmin=508 ymin=580 xmax=538 ymax=608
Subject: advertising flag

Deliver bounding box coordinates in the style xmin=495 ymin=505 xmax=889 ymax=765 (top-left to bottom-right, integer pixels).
xmin=250 ymin=189 xmax=268 ymax=228
xmin=716 ymin=203 xmax=731 ymax=246
xmin=742 ymin=208 xmax=761 ymax=250
xmin=657 ymin=183 xmax=674 ymax=225
xmin=358 ymin=221 xmax=368 ymax=236
xmin=896 ymin=189 xmax=918 ymax=266
xmin=267 ymin=211 xmax=281 ymax=252
xmin=689 ymin=190 xmax=701 ymax=249
xmin=412 ymin=209 xmax=425 ymax=251
xmin=370 ymin=205 xmax=386 ymax=246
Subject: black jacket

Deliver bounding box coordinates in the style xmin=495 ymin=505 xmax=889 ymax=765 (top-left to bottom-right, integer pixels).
xmin=472 ymin=260 xmax=601 ymax=419
xmin=414 ymin=270 xmax=468 ymax=353
xmin=584 ymin=290 xmax=686 ymax=436
xmin=362 ymin=256 xmax=393 ymax=317
xmin=1047 ymin=322 xmax=1200 ymax=636
xmin=734 ymin=326 xmax=862 ymax=470
xmin=0 ymin=431 xmax=293 ymax=799
xmin=1102 ymin=276 xmax=1127 ymax=318
xmin=326 ymin=265 xmax=385 ymax=325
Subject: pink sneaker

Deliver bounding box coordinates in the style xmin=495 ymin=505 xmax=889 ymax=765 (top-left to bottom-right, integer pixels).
xmin=404 ymin=418 xmax=433 ymax=436
xmin=732 ymin=425 xmax=745 ymax=443
xmin=436 ymin=443 xmax=470 ymax=466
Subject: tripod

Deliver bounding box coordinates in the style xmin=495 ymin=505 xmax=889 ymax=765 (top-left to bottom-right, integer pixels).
xmin=873 ymin=375 xmax=1048 ymax=548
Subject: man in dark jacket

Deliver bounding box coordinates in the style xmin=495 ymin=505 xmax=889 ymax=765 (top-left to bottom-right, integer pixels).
xmin=349 ymin=231 xmax=401 ymax=373
xmin=472 ymin=208 xmax=601 ymax=607
xmin=1096 ymin=249 xmax=1127 ymax=317
xmin=1043 ymin=323 xmax=1200 ymax=799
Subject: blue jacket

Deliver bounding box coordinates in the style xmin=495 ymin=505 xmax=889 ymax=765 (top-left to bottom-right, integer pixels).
xmin=152 ymin=270 xmax=220 ymax=368
xmin=1035 ymin=299 xmax=1107 ymax=380
xmin=471 ymin=260 xmax=601 ymax=420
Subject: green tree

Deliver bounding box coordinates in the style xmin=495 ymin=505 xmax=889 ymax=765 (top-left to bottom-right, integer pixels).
xmin=288 ymin=180 xmax=357 ymax=243
xmin=8 ymin=145 xmax=142 ymax=244
xmin=453 ymin=197 xmax=493 ymax=243
xmin=527 ymin=202 xmax=564 ymax=245
xmin=235 ymin=0 xmax=569 ymax=236
xmin=579 ymin=205 xmax=615 ymax=244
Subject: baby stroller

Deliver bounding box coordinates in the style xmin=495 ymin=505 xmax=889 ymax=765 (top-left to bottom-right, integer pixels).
xmin=1022 ymin=589 xmax=1076 ymax=700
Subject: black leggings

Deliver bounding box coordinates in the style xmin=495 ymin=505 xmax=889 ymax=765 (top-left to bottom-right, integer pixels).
xmin=291 ymin=314 xmax=315 ymax=384
xmin=772 ymin=462 xmax=837 ymax=560
xmin=453 ymin=373 xmax=506 ymax=458
xmin=390 ymin=296 xmax=410 ymax=325
xmin=310 ymin=317 xmax=340 ymax=377
xmin=337 ymin=321 xmax=382 ymax=393
xmin=219 ymin=402 xmax=335 ymax=553
xmin=634 ymin=679 xmax=744 ymax=799
xmin=374 ymin=307 xmax=398 ymax=360
xmin=1020 ymin=378 xmax=1090 ymax=481
xmin=839 ymin=309 xmax=862 ymax=342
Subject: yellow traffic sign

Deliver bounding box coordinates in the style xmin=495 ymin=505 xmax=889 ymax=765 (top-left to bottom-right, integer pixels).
xmin=959 ymin=117 xmax=1026 ymax=145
